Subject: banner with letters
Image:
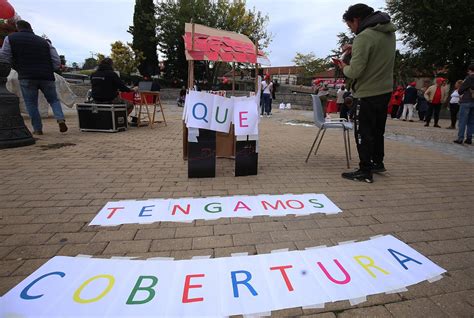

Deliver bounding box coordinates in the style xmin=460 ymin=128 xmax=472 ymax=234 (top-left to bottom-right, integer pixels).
xmin=0 ymin=235 xmax=446 ymax=317
xmin=88 ymin=194 xmax=341 ymax=226
xmin=184 ymin=90 xmax=259 ymax=136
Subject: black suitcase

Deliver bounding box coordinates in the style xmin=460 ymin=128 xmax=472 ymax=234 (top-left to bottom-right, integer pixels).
xmin=76 ymin=103 xmax=128 ymax=132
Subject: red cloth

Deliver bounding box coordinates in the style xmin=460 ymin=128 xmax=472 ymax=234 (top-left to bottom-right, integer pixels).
xmin=326 ymin=100 xmax=338 ymax=113
xmin=120 ymin=92 xmax=154 ymax=104
xmin=432 ymin=87 xmax=442 ymax=104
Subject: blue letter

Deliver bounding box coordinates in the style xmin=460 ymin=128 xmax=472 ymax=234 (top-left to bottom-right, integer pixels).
xmin=231 ymin=270 xmax=258 ymax=298
xmin=388 ymin=248 xmax=422 ymax=270
xmin=192 ymin=103 xmax=208 ymax=123
xmin=20 ymin=271 xmax=65 ymax=300
xmin=139 ymin=205 xmax=155 ymax=217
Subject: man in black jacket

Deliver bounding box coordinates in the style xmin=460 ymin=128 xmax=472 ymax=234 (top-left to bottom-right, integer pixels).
xmin=0 ymin=20 xmax=67 ymax=135
xmin=90 ymin=58 xmax=131 ymax=103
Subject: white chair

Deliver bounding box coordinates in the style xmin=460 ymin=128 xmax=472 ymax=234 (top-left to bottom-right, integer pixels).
xmin=305 ymin=94 xmax=353 ymax=168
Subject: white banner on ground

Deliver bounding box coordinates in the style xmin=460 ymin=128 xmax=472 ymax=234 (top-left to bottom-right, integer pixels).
xmin=0 ymin=235 xmax=446 ymax=317
xmin=88 ymin=194 xmax=341 ymax=226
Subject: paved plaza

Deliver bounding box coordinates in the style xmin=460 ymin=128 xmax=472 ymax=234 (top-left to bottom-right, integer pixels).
xmin=0 ymin=103 xmax=473 ymax=317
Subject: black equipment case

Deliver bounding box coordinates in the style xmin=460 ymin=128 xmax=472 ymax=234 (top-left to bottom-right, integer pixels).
xmin=76 ymin=103 xmax=128 ymax=132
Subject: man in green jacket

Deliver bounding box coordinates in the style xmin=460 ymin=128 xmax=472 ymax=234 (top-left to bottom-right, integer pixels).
xmin=336 ymin=3 xmax=396 ymax=183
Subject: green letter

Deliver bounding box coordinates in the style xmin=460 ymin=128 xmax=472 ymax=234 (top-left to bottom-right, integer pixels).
xmin=215 ymin=107 xmax=228 ymax=124
xmin=204 ymin=202 xmax=222 ymax=213
xmin=308 ymin=199 xmax=324 ymax=208
xmin=126 ymin=276 xmax=158 ymax=305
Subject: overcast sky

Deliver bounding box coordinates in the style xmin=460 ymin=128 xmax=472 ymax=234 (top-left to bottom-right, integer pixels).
xmin=9 ymin=0 xmax=388 ymax=67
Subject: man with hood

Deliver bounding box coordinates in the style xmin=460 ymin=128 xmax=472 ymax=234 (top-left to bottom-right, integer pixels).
xmin=334 ymin=3 xmax=396 ymax=183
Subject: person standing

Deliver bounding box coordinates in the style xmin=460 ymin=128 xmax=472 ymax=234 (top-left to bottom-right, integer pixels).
xmin=0 ymin=20 xmax=67 ymax=135
xmin=336 ymin=85 xmax=346 ymax=113
xmin=261 ymin=74 xmax=273 ymax=117
xmin=400 ymin=81 xmax=417 ymax=122
xmin=447 ymin=80 xmax=463 ymax=129
xmin=424 ymin=77 xmax=447 ymax=127
xmin=390 ymin=86 xmax=404 ymax=119
xmin=454 ymin=64 xmax=474 ymax=144
xmin=335 ymin=3 xmax=396 ymax=183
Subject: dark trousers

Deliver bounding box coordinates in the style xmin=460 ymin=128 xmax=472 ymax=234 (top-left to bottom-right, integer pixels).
xmin=354 ymin=93 xmax=391 ymax=172
xmin=340 ymin=104 xmax=349 ymax=120
xmin=418 ymin=110 xmax=426 ymax=121
xmin=449 ymin=103 xmax=460 ymax=128
xmin=390 ymin=104 xmax=400 ymax=118
xmin=261 ymin=93 xmax=271 ymax=115
xmin=425 ymin=103 xmax=441 ymax=125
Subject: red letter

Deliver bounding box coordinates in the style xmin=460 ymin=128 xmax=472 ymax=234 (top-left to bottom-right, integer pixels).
xmin=106 ymin=207 xmax=124 ymax=219
xmin=239 ymin=111 xmax=249 ymax=127
xmin=261 ymin=200 xmax=286 ymax=211
xmin=270 ymin=265 xmax=294 ymax=291
xmin=233 ymin=201 xmax=251 ymax=212
xmin=172 ymin=204 xmax=190 ymax=216
xmin=285 ymin=200 xmax=304 ymax=209
xmin=317 ymin=259 xmax=351 ymax=285
xmin=182 ymin=274 xmax=205 ymax=303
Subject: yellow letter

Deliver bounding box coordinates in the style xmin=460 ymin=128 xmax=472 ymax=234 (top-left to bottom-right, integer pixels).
xmin=73 ymin=274 xmax=115 ymax=304
xmin=354 ymin=255 xmax=389 ymax=278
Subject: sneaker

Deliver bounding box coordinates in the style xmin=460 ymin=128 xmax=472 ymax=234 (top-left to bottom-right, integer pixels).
xmin=33 ymin=130 xmax=43 ymax=135
xmin=465 ymin=139 xmax=472 ymax=145
xmin=371 ymin=162 xmax=386 ymax=173
xmin=409 ymin=120 xmax=414 ymax=122
xmin=446 ymin=126 xmax=454 ymax=129
xmin=434 ymin=124 xmax=441 ymax=128
xmin=260 ymin=115 xmax=263 ymax=118
xmin=424 ymin=123 xmax=429 ymax=127
xmin=341 ymin=169 xmax=373 ymax=183
xmin=58 ymin=120 xmax=68 ymax=133
xmin=402 ymin=119 xmax=406 ymax=121
xmin=453 ymin=139 xmax=463 ymax=144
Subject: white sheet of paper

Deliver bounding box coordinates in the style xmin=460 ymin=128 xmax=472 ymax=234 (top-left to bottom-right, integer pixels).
xmin=185 ymin=91 xmax=214 ymax=130
xmin=233 ymin=96 xmax=259 ymax=136
xmin=210 ymin=95 xmax=233 ymax=133
xmin=0 ymin=236 xmax=446 ymax=317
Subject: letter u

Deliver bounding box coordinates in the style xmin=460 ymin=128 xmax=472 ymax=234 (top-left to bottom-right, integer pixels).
xmin=317 ymin=259 xmax=351 ymax=284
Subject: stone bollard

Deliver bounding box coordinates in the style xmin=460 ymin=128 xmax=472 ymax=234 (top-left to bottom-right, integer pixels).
xmin=0 ymin=60 xmax=35 ymax=149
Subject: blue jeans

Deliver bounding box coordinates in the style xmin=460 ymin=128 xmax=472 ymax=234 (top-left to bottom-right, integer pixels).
xmin=457 ymin=102 xmax=474 ymax=141
xmin=261 ymin=93 xmax=271 ymax=115
xmin=19 ymin=79 xmax=65 ymax=132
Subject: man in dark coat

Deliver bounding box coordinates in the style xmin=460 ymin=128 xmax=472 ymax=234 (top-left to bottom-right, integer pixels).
xmin=0 ymin=20 xmax=67 ymax=135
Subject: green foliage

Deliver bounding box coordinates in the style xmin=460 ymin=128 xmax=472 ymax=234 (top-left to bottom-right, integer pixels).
xmin=82 ymin=57 xmax=98 ymax=70
xmin=156 ymin=0 xmax=271 ymax=86
xmin=386 ymin=0 xmax=474 ymax=84
xmin=128 ymin=0 xmax=159 ymax=76
xmin=292 ymin=52 xmax=329 ymax=78
xmin=110 ymin=41 xmax=144 ymax=76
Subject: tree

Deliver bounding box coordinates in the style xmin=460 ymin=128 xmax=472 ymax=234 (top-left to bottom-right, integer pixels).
xmin=128 ymin=0 xmax=159 ymax=76
xmin=386 ymin=0 xmax=474 ymax=84
xmin=292 ymin=52 xmax=329 ymax=79
xmin=71 ymin=62 xmax=79 ymax=70
xmin=155 ymin=0 xmax=271 ymax=85
xmin=110 ymin=41 xmax=143 ymax=76
xmin=82 ymin=57 xmax=97 ymax=70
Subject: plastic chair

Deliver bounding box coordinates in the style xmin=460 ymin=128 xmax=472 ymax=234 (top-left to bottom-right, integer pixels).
xmin=305 ymin=94 xmax=352 ymax=168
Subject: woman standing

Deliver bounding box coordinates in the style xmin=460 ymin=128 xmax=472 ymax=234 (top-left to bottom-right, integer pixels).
xmin=447 ymin=80 xmax=463 ymax=129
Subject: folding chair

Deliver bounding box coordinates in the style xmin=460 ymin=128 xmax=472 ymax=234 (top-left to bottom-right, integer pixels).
xmin=305 ymin=95 xmax=353 ymax=168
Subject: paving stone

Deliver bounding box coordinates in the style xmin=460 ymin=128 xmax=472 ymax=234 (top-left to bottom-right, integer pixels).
xmin=385 ymin=297 xmax=447 ymax=317
xmin=338 ymin=305 xmax=392 ymax=317
xmin=0 ymin=233 xmax=53 ymax=246
xmin=0 ymin=260 xmax=24 ymax=276
xmin=192 ymin=235 xmax=233 ymax=249
xmin=176 ymin=226 xmax=213 ymax=238
xmin=0 ymin=224 xmax=44 ymax=235
xmin=6 ymin=245 xmax=62 ymax=260
xmin=46 ymin=232 xmax=96 ymax=244
xmin=39 ymin=222 xmax=85 ymax=233
xmin=233 ymin=232 xmax=273 ymax=246
xmin=58 ymin=242 xmax=108 ymax=256
xmin=430 ymin=291 xmax=474 ymax=317
xmin=214 ymin=245 xmax=257 ymax=257
xmin=270 ymin=229 xmax=310 ymax=242
xmin=133 ymin=228 xmax=175 ymax=240
xmin=214 ymin=223 xmax=251 ymax=235
xmin=149 ymin=238 xmax=192 ymax=252
xmin=92 ymin=229 xmax=137 ymax=242
xmin=103 ymin=240 xmax=151 ymax=254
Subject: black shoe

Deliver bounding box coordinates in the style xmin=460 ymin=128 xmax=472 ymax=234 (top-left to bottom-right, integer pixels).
xmin=434 ymin=124 xmax=441 ymax=128
xmin=424 ymin=123 xmax=429 ymax=127
xmin=465 ymin=139 xmax=472 ymax=145
xmin=33 ymin=130 xmax=43 ymax=135
xmin=58 ymin=120 xmax=68 ymax=133
xmin=371 ymin=162 xmax=386 ymax=173
xmin=342 ymin=169 xmax=373 ymax=183
xmin=453 ymin=139 xmax=463 ymax=144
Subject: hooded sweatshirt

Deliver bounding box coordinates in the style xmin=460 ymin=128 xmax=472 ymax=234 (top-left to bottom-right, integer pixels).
xmin=343 ymin=12 xmax=396 ymax=98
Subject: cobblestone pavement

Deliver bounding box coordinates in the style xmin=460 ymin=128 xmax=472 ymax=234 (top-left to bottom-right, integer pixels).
xmin=0 ymin=104 xmax=473 ymax=317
